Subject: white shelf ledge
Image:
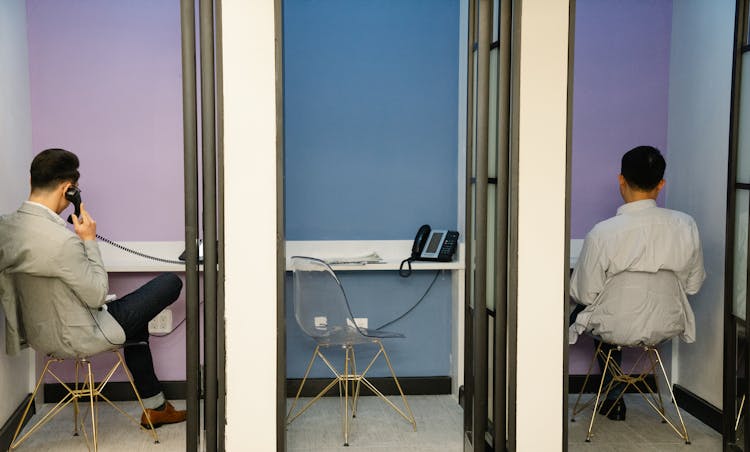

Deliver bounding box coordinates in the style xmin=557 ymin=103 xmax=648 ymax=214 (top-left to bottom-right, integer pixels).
xmin=99 ymin=239 xmax=582 ymax=273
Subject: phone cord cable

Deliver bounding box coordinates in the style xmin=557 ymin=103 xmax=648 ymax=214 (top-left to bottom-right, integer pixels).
xmin=96 ymin=234 xmax=186 ymax=265
xmin=375 ymin=270 xmax=441 ymax=331
xmin=399 ymin=258 xmax=415 ymax=278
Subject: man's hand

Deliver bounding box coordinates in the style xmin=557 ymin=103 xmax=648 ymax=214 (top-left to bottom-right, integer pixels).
xmin=71 ymin=203 xmax=97 ymax=241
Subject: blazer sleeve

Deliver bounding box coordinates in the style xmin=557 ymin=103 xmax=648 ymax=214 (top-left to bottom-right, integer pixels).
xmin=53 ymin=236 xmax=109 ymax=309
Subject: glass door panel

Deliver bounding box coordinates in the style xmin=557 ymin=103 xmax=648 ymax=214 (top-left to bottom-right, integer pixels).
xmin=736 ymin=189 xmax=749 ymax=320
xmin=736 ymin=54 xmax=750 ymax=184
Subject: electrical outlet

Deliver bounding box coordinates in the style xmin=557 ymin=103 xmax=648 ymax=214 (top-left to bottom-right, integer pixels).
xmin=354 ymin=317 xmax=368 ymax=329
xmin=148 ymin=308 xmax=172 ymax=334
xmin=314 ymin=316 xmax=328 ymax=330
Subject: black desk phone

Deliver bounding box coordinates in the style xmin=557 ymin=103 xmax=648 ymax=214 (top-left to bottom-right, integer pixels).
xmin=64 ymin=185 xmax=184 ymax=265
xmin=400 ymin=224 xmax=459 ymax=277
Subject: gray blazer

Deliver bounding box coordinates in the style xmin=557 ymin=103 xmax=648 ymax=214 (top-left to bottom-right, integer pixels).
xmin=0 ymin=202 xmax=125 ymax=358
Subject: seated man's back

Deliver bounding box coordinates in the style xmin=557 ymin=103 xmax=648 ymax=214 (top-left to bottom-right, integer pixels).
xmin=570 ymin=146 xmax=705 ymax=345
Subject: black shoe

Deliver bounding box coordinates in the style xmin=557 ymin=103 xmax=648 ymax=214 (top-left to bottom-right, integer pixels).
xmin=598 ymin=399 xmax=626 ymax=421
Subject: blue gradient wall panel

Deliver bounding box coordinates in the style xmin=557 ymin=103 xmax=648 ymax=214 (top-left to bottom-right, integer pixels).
xmin=284 ymin=0 xmax=460 ymax=240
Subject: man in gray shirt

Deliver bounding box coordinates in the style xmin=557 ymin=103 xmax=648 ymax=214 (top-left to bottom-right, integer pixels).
xmin=570 ymin=145 xmax=705 ymax=420
xmin=0 ymin=148 xmax=187 ymax=428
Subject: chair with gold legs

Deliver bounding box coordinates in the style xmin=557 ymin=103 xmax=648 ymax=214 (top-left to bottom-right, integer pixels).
xmin=571 ymin=340 xmax=690 ymax=444
xmin=286 ymin=256 xmax=416 ymax=447
xmin=9 ymin=347 xmax=159 ymax=451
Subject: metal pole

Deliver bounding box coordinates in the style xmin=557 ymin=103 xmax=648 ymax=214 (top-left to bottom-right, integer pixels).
xmin=463 ymin=0 xmax=477 ymax=447
xmin=725 ymin=0 xmax=745 ymax=449
xmin=199 ymin=0 xmax=218 ymax=450
xmin=562 ymin=1 xmax=576 ymax=448
xmin=493 ymin=0 xmax=511 ymax=449
xmin=507 ymin=0 xmax=523 ymax=448
xmin=214 ymin=0 xmax=226 ymax=449
xmin=274 ymin=0 xmax=287 ymax=449
xmin=179 ymin=0 xmax=201 ymax=450
xmin=473 ymin=0 xmax=492 ymax=449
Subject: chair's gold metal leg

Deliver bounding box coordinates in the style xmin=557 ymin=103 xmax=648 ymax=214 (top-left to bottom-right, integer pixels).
xmin=9 ymin=358 xmax=54 ymax=450
xmin=116 ymin=351 xmax=159 ymax=443
xmin=351 ymin=346 xmax=361 ymax=417
xmin=572 ymin=341 xmax=603 ymax=420
xmin=654 ymin=348 xmax=690 ymax=444
xmin=343 ymin=345 xmax=350 ymax=446
xmin=379 ymin=341 xmax=416 ymax=430
xmin=586 ymin=348 xmax=613 ymax=442
xmin=87 ymin=360 xmax=98 ymax=452
xmin=287 ymin=345 xmax=321 ymax=424
xmin=74 ymin=359 xmax=81 ymax=436
xmin=643 ymin=348 xmax=666 ymax=420
xmin=737 ymin=395 xmax=746 ymax=432
xmin=287 ymin=347 xmax=342 ymax=424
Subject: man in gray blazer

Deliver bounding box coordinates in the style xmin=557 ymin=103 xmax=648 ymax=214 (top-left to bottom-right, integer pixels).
xmin=0 ymin=148 xmax=186 ymax=428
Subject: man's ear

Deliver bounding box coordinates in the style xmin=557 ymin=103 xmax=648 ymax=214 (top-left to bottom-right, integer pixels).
xmin=656 ymin=179 xmax=665 ymax=192
xmin=58 ymin=181 xmax=73 ymax=199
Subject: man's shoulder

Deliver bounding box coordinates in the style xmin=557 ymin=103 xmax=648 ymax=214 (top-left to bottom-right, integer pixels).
xmin=0 ymin=205 xmax=76 ymax=251
xmin=656 ymin=206 xmax=697 ymax=223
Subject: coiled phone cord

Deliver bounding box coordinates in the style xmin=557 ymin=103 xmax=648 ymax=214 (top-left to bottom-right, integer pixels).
xmin=96 ymin=234 xmax=186 ymax=265
xmin=399 ymin=258 xmax=415 ymax=277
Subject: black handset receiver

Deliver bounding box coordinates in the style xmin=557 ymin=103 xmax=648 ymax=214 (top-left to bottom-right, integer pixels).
xmin=64 ymin=186 xmax=184 ymax=265
xmin=411 ymin=224 xmax=431 ymax=259
xmin=64 ymin=185 xmax=82 ymax=224
xmin=400 ymin=224 xmax=459 ymax=277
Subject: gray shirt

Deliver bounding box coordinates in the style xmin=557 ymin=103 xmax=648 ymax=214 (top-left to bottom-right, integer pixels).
xmin=570 ymin=199 xmax=705 ymax=345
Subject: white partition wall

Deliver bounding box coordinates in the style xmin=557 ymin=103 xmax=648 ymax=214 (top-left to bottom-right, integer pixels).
xmin=220 ymin=0 xmax=281 ymax=449
xmin=514 ymin=0 xmax=570 ymax=449
xmin=0 ymin=0 xmax=35 ymax=429
xmin=666 ymin=0 xmax=735 ymax=409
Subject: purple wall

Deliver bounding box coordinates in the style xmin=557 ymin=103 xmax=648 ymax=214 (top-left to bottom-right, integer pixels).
xmin=26 ymin=0 xmax=184 ymax=242
xmin=569 ymin=0 xmax=673 ymax=373
xmin=570 ymin=0 xmax=673 ymax=239
xmin=25 ymin=1 xmax=188 ymax=383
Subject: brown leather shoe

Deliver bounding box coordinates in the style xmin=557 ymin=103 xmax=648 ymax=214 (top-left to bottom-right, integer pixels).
xmin=141 ymin=401 xmax=187 ymax=429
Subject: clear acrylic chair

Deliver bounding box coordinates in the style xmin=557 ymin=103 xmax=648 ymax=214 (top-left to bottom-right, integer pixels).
xmin=286 ymin=256 xmax=417 ymax=446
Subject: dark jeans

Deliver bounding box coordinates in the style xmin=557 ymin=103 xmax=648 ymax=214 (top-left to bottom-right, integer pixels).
xmin=106 ymin=273 xmax=183 ymax=399
xmin=570 ymin=303 xmax=622 ymax=401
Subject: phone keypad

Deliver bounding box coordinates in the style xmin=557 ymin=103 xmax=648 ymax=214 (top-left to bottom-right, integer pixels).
xmin=437 ymin=231 xmax=459 ymax=261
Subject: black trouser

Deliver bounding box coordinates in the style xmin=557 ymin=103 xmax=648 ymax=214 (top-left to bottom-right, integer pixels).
xmin=106 ymin=273 xmax=183 ymax=399
xmin=570 ymin=303 xmax=622 ymax=401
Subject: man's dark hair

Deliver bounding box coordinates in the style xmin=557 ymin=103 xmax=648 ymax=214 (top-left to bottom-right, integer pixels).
xmin=620 ymin=145 xmax=665 ymax=191
xmin=30 ymin=148 xmax=80 ymax=191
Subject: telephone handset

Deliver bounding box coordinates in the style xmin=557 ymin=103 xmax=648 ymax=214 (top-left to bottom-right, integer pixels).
xmin=63 ymin=186 xmax=184 ymax=265
xmin=64 ymin=186 xmax=82 ymax=224
xmin=411 ymin=224 xmax=431 ymax=259
xmin=400 ymin=224 xmax=459 ymax=277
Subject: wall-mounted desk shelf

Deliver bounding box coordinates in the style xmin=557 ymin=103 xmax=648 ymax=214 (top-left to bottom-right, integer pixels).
xmin=99 ymin=240 xmax=470 ymax=273
xmin=99 ymin=239 xmax=582 ymax=273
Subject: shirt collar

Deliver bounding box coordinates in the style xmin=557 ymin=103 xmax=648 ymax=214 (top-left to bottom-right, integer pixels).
xmin=22 ymin=200 xmax=67 ymax=226
xmin=616 ymin=198 xmax=657 ymax=216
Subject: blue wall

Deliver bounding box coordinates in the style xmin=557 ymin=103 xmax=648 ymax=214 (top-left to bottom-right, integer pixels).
xmin=283 ymin=0 xmax=460 ymax=378
xmin=286 ymin=271 xmax=452 ymax=378
xmin=284 ymin=0 xmax=459 ymax=240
